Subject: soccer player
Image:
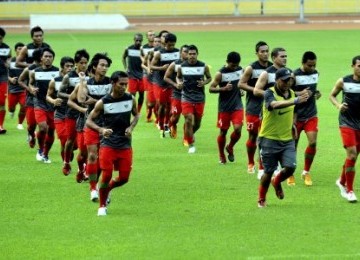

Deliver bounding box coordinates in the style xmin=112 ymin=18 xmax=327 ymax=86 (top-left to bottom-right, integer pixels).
xmin=164 ymin=44 xmax=189 ymax=139
xmin=292 ymin=51 xmax=320 ymax=186
xmin=77 ymin=53 xmax=112 ymax=202
xmin=8 ymin=42 xmax=26 ymax=130
xmin=122 ymin=33 xmax=144 ymax=113
xmin=86 ymin=71 xmax=139 ymax=216
xmin=59 ymin=49 xmax=90 ymax=176
xmin=239 ymin=41 xmax=272 ymax=174
xmin=257 ymin=68 xmax=309 ymax=208
xmin=176 ymin=44 xmax=212 ymax=153
xmin=28 ymin=47 xmax=59 ymax=163
xmin=329 ymin=55 xmax=360 ymax=203
xmin=16 ymin=26 xmax=50 ymax=68
xmin=0 ymin=27 xmax=11 ymax=134
xmin=209 ymin=51 xmax=243 ymax=164
xmin=151 ymin=33 xmax=179 ymax=138
xmin=46 ymin=56 xmax=75 ymax=167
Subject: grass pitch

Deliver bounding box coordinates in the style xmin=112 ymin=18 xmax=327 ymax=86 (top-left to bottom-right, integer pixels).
xmin=1 ymin=29 xmax=360 ymax=258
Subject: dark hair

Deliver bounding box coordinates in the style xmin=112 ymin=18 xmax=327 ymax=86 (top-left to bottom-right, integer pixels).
xmin=89 ymin=53 xmax=112 ymax=73
xmin=187 ymin=44 xmax=198 ymax=53
xmin=158 ymin=30 xmax=169 ymax=38
xmin=302 ymin=51 xmax=317 ymax=63
xmin=165 ymin=33 xmax=177 ymax=43
xmin=255 ymin=41 xmax=268 ymax=52
xmin=180 ymin=44 xmax=189 ymax=52
xmin=271 ymin=47 xmax=286 ymax=59
xmin=352 ymin=55 xmax=360 ymax=65
xmin=111 ymin=71 xmax=128 ymax=83
xmin=41 ymin=47 xmax=55 ymax=58
xmin=32 ymin=48 xmax=42 ymax=63
xmin=60 ymin=56 xmax=74 ymax=69
xmin=30 ymin=26 xmax=44 ymax=37
xmin=14 ymin=42 xmax=25 ymax=50
xmin=74 ymin=49 xmax=90 ymax=63
xmin=227 ymin=51 xmax=241 ymax=63
xmin=0 ymin=27 xmax=6 ymax=37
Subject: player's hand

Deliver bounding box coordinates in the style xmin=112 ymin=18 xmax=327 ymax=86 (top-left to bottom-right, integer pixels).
xmin=197 ymin=79 xmax=205 ymax=87
xmin=339 ymin=103 xmax=348 ymax=112
xmin=29 ymin=86 xmax=39 ymax=95
xmin=125 ymin=127 xmax=133 ymax=138
xmin=101 ymin=128 xmax=113 ymax=138
xmin=84 ymin=96 xmax=96 ymax=105
xmin=223 ymin=82 xmax=233 ymax=91
xmin=54 ymin=98 xmax=63 ymax=106
xmin=314 ymin=90 xmax=321 ymax=100
xmin=10 ymin=77 xmax=18 ymax=84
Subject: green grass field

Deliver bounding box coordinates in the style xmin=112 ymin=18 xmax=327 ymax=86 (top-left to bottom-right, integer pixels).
xmin=2 ymin=29 xmax=360 ymax=258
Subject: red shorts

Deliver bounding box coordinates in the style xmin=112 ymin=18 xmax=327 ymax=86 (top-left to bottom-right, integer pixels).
xmin=77 ymin=131 xmax=87 ymax=152
xmin=128 ymin=78 xmax=145 ymax=93
xmin=7 ymin=92 xmax=26 ymax=110
xmin=84 ymin=127 xmax=100 ymax=146
xmin=171 ymin=98 xmax=182 ymax=115
xmin=0 ymin=82 xmax=8 ymax=105
xmin=146 ymin=82 xmax=156 ymax=103
xmin=154 ymin=84 xmax=172 ymax=104
xmin=65 ymin=118 xmax=77 ymax=140
xmin=246 ymin=113 xmax=261 ymax=134
xmin=217 ymin=109 xmax=244 ymax=130
xmin=295 ymin=117 xmax=318 ymax=135
xmin=182 ymin=102 xmax=205 ymax=118
xmin=143 ymin=77 xmax=151 ymax=91
xmin=54 ymin=119 xmax=67 ymax=140
xmin=26 ymin=106 xmax=36 ymax=126
xmin=340 ymin=127 xmax=360 ymax=150
xmin=99 ymin=146 xmax=133 ymax=172
xmin=34 ymin=108 xmax=55 ymax=129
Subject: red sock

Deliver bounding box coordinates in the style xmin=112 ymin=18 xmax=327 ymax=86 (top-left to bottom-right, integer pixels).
xmin=228 ymin=131 xmax=241 ymax=150
xmin=246 ymin=139 xmax=257 ymax=165
xmin=137 ymin=104 xmax=142 ymax=113
xmin=304 ymin=146 xmax=316 ymax=172
xmin=217 ymin=135 xmax=226 ymax=157
xmin=64 ymin=150 xmax=72 ymax=164
xmin=43 ymin=134 xmax=55 ymax=157
xmin=345 ymin=158 xmax=356 ymax=192
xmin=18 ymin=107 xmax=26 ymax=124
xmin=87 ymin=163 xmax=98 ymax=190
xmin=258 ymin=185 xmax=269 ymax=201
xmin=0 ymin=110 xmax=5 ymax=128
xmin=36 ymin=130 xmax=46 ymax=150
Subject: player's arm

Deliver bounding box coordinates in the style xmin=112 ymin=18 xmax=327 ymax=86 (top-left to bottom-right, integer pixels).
xmin=266 ymin=89 xmax=307 ymax=110
xmin=239 ymin=65 xmax=254 ymax=92
xmin=86 ymin=99 xmax=112 ymax=138
xmin=125 ymin=96 xmax=140 ymax=137
xmin=209 ymin=72 xmax=226 ymax=93
xmin=122 ymin=49 xmax=128 ymax=70
xmin=46 ymin=79 xmax=62 ymax=106
xmin=18 ymin=67 xmax=30 ymax=91
xmin=67 ymin=84 xmax=87 ymax=114
xmin=253 ymin=71 xmax=268 ymax=97
xmin=28 ymin=70 xmax=38 ymax=95
xmin=150 ymin=51 xmax=168 ymax=71
xmin=15 ymin=46 xmax=29 ymax=68
xmin=329 ymin=78 xmax=347 ymax=112
xmin=201 ymin=65 xmax=212 ymax=86
xmin=58 ymin=74 xmax=70 ymax=99
xmin=163 ymin=62 xmax=177 ymax=88
xmin=76 ymin=72 xmax=88 ymax=104
xmin=176 ymin=66 xmax=184 ymax=90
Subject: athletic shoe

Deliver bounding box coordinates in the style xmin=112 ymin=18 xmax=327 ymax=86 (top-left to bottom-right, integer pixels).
xmin=76 ymin=168 xmax=86 ymax=183
xmin=287 ymin=175 xmax=296 ymax=186
xmin=183 ymin=139 xmax=189 ymax=147
xmin=188 ymin=145 xmax=196 ymax=154
xmin=42 ymin=155 xmax=51 ymax=164
xmin=170 ymin=125 xmax=177 ymax=139
xmin=258 ymin=199 xmax=266 ymax=208
xmin=97 ymin=207 xmax=107 ymax=216
xmin=17 ymin=124 xmax=24 ymax=130
xmin=257 ymin=169 xmax=264 ymax=180
xmin=219 ymin=156 xmax=226 ymax=165
xmin=272 ymin=178 xmax=284 ymax=200
xmin=27 ymin=134 xmax=36 ymax=148
xmin=164 ymin=125 xmax=170 ymax=133
xmin=225 ymin=145 xmax=234 ymax=162
xmin=90 ymin=189 xmax=99 ymax=202
xmin=146 ymin=117 xmax=153 ymax=123
xmin=347 ymin=191 xmax=358 ymax=203
xmin=247 ymin=164 xmax=255 ymax=174
xmin=36 ymin=149 xmax=43 ymax=161
xmin=301 ymin=171 xmax=312 ymax=186
xmin=62 ymin=162 xmax=71 ymax=176
xmin=0 ymin=128 xmax=7 ymax=134
xmin=335 ymin=179 xmax=348 ymax=199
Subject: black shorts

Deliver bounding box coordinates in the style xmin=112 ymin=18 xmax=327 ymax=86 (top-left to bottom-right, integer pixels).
xmin=259 ymin=137 xmax=297 ymax=174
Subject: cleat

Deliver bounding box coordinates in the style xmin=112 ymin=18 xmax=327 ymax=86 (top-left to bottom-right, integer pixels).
xmin=219 ymin=156 xmax=226 ymax=165
xmin=188 ymin=145 xmax=196 ymax=154
xmin=76 ymin=168 xmax=86 ymax=183
xmin=90 ymin=189 xmax=99 ymax=202
xmin=225 ymin=145 xmax=234 ymax=162
xmin=258 ymin=199 xmax=266 ymax=208
xmin=247 ymin=164 xmax=255 ymax=174
xmin=42 ymin=155 xmax=51 ymax=164
xmin=272 ymin=178 xmax=284 ymax=200
xmin=301 ymin=171 xmax=312 ymax=186
xmin=170 ymin=125 xmax=177 ymax=139
xmin=0 ymin=128 xmax=7 ymax=134
xmin=97 ymin=207 xmax=107 ymax=216
xmin=183 ymin=139 xmax=189 ymax=147
xmin=257 ymin=169 xmax=264 ymax=180
xmin=146 ymin=117 xmax=153 ymax=123
xmin=347 ymin=191 xmax=358 ymax=203
xmin=336 ymin=179 xmax=348 ymax=199
xmin=36 ymin=149 xmax=43 ymax=161
xmin=62 ymin=163 xmax=71 ymax=176
xmin=27 ymin=134 xmax=36 ymax=148
xmin=17 ymin=124 xmax=24 ymax=130
xmin=287 ymin=175 xmax=295 ymax=186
